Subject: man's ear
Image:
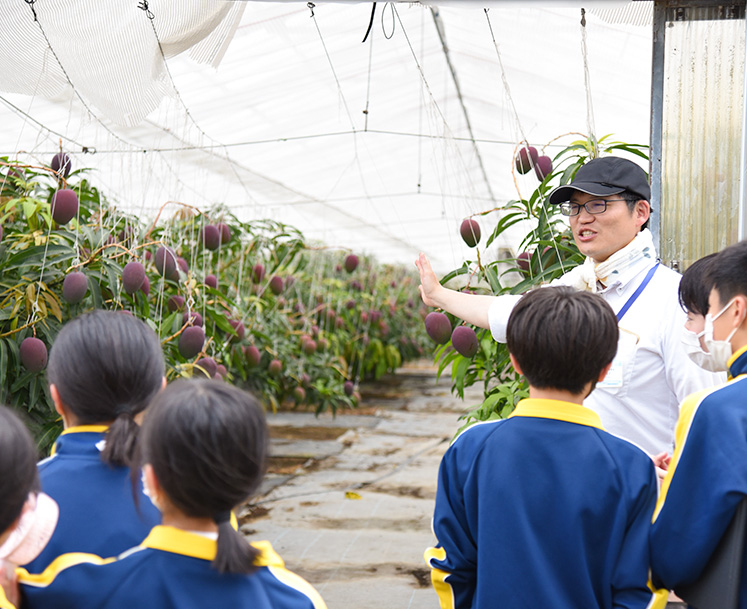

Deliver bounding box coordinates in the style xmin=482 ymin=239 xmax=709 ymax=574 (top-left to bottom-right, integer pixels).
xmin=635 ymin=200 xmax=651 ymax=228
xmin=509 ymin=353 xmax=523 ymax=376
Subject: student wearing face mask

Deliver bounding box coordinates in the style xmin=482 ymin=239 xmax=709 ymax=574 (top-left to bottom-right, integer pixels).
xmin=650 ymin=239 xmax=747 ymax=603
xmin=678 ymin=253 xmax=725 ymax=374
xmin=650 ymin=253 xmax=726 ymax=482
xmin=0 ymin=406 xmax=58 ymax=609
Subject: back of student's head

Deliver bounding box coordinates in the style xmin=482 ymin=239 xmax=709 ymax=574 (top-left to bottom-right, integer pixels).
xmin=679 ymin=253 xmax=718 ymax=316
xmin=709 ymin=240 xmax=747 ymax=306
xmin=506 ymin=287 xmax=618 ymax=395
xmin=140 ymin=379 xmax=268 ymax=574
xmin=0 ymin=406 xmax=39 ymax=534
xmin=47 ymin=310 xmax=165 ymax=467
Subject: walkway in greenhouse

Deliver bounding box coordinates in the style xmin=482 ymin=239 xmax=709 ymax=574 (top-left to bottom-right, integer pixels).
xmin=238 ymin=359 xmax=480 ymax=609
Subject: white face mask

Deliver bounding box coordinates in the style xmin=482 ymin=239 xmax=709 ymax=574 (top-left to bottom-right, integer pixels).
xmin=141 ymin=468 xmax=162 ymax=512
xmin=703 ymin=298 xmax=740 ymax=372
xmin=681 ymin=326 xmax=723 ymax=372
xmin=0 ymin=493 xmax=59 ymax=566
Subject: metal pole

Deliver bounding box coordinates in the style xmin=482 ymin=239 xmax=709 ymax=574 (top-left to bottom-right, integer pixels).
xmin=650 ymin=1 xmax=666 ymax=258
xmin=740 ymin=11 xmax=747 ymax=242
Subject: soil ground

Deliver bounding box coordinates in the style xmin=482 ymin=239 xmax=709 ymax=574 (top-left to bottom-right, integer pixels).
xmin=238 ymin=359 xmax=481 ymax=609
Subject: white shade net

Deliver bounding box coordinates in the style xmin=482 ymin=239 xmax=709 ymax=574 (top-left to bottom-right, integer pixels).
xmin=0 ymin=1 xmax=652 ymax=273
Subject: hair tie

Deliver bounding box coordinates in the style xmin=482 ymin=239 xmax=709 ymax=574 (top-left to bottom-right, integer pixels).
xmin=214 ymin=510 xmax=231 ymax=525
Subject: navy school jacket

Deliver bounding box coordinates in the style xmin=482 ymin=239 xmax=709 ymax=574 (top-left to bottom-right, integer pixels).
xmin=425 ymin=398 xmax=660 ymax=609
xmin=24 ymin=426 xmax=160 ymax=573
xmin=19 ymin=525 xmax=327 ymax=609
xmin=651 ymin=346 xmax=747 ymax=607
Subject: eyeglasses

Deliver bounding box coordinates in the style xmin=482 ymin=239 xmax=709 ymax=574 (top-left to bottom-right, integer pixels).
xmin=558 ymin=198 xmax=627 ymax=217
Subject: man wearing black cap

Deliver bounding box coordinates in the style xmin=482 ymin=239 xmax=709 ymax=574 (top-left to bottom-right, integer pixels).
xmin=416 ymin=156 xmax=722 ymax=457
xmin=548 ymin=156 xmax=653 ymax=265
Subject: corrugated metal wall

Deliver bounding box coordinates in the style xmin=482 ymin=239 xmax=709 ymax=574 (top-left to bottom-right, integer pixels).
xmin=658 ymin=3 xmax=745 ymax=270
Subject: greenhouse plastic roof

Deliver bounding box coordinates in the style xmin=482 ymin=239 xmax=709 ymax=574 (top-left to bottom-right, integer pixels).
xmin=0 ymin=1 xmax=653 ymax=273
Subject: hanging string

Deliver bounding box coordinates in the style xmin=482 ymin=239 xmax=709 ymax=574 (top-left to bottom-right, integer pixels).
xmin=1 ymin=59 xmax=62 ymax=194
xmin=484 ymin=9 xmax=570 ymax=277
xmin=307 ymin=3 xmax=413 ymax=255
xmin=363 ymin=8 xmax=374 ymax=131
xmin=391 ymin=4 xmax=480 ymax=264
xmin=484 ymin=9 xmax=529 ymax=150
xmin=234 ymin=240 xmax=246 ymax=326
xmin=392 ymin=6 xmax=446 ymax=127
xmin=22 ymin=2 xmax=135 ymax=148
xmin=137 ymin=2 xmax=256 ymax=205
xmin=580 ymin=9 xmax=599 ymax=157
xmin=416 ymin=9 xmax=424 ymax=193
xmin=29 ymin=203 xmax=57 ymax=329
xmin=308 ymin=3 xmax=356 ymax=130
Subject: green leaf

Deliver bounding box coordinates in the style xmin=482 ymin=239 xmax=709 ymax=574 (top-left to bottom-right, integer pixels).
xmin=451 ymin=355 xmax=471 ymax=398
xmin=439 ymin=263 xmax=470 ymax=286
xmin=6 ymin=244 xmax=75 ymax=268
xmin=485 ymin=211 xmax=527 ymax=249
xmin=0 ymin=339 xmax=7 ymax=388
xmin=483 ymin=265 xmax=502 ymax=294
xmin=435 ymin=347 xmax=459 ymax=382
xmin=22 ymin=198 xmax=38 ymax=219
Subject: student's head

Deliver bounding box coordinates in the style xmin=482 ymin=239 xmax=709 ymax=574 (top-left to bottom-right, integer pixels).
xmin=506 ymin=286 xmax=618 ymax=396
xmin=703 ymin=240 xmax=747 ymax=366
xmin=679 ymin=253 xmax=718 ymax=336
xmin=47 ymin=310 xmax=165 ymax=467
xmin=548 ymin=157 xmax=651 ymax=263
xmin=139 ymin=379 xmax=268 ymax=574
xmin=0 ymin=406 xmax=58 ymax=566
xmin=0 ymin=407 xmax=39 ymax=543
xmin=678 ymin=253 xmax=722 ymax=371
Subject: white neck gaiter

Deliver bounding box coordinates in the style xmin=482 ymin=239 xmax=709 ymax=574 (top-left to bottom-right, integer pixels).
xmin=568 ymin=229 xmax=656 ymax=293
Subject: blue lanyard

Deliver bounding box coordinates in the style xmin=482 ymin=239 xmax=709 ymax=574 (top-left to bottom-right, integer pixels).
xmin=616 ymin=263 xmax=660 ymax=322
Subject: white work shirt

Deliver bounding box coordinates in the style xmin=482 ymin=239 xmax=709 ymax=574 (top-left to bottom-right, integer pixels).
xmin=488 ymin=258 xmax=724 ymax=456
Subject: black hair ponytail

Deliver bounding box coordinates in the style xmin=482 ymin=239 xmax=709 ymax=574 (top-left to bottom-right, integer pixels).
xmin=140 ymin=379 xmax=268 ymax=574
xmin=101 ymin=412 xmax=139 ymax=466
xmin=214 ymin=518 xmax=259 ymax=574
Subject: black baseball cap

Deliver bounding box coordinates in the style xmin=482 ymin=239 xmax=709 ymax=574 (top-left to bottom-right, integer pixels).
xmin=548 ymin=157 xmax=650 ymax=205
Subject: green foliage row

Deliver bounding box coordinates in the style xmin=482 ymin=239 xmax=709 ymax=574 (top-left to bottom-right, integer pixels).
xmin=430 ymin=135 xmax=649 ymax=435
xmin=0 ymin=158 xmax=430 ymax=453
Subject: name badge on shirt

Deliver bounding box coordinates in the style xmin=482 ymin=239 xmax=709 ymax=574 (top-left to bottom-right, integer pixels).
xmin=597 ymin=328 xmax=639 ymax=390
xmin=598 ymin=357 xmax=624 ymax=388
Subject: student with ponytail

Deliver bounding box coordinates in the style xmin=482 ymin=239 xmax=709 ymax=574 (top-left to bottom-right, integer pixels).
xmin=19 ymin=379 xmax=327 ymax=609
xmin=23 ymin=310 xmax=164 ymax=573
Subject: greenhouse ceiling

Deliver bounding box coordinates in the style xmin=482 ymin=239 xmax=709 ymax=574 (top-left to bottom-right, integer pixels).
xmin=0 ymin=0 xmax=652 ymax=273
